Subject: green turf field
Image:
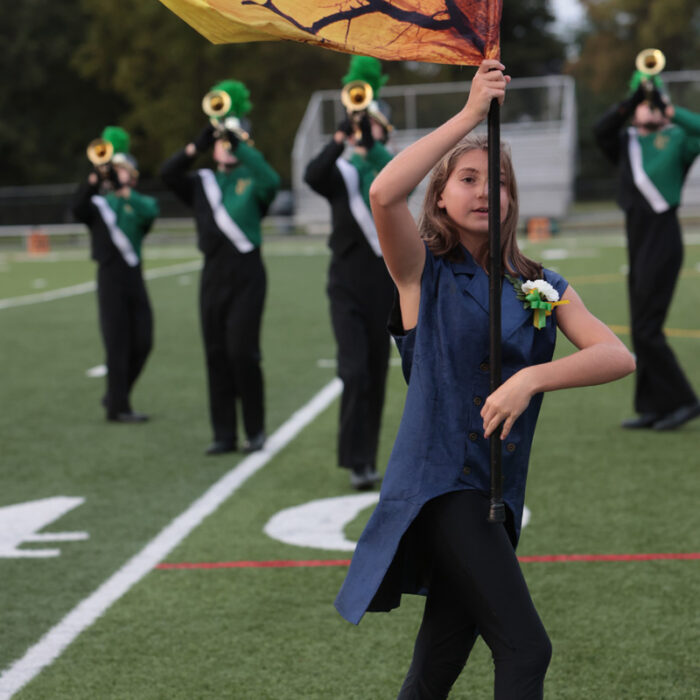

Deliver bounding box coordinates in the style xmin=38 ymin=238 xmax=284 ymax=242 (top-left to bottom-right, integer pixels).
xmin=1 ymin=230 xmax=698 ymax=699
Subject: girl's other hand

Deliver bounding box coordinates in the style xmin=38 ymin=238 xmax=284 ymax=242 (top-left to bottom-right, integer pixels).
xmin=481 ymin=367 xmax=535 ymax=440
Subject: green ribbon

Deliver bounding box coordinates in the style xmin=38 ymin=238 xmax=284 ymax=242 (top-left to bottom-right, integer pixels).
xmin=524 ymin=290 xmax=552 ymax=329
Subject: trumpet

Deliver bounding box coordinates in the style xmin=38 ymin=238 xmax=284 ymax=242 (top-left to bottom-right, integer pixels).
xmin=341 ymin=80 xmax=374 ymax=113
xmin=86 ymin=138 xmax=114 ymax=167
xmin=202 ymin=89 xmax=232 ymax=120
xmin=201 ymin=89 xmax=252 ymax=147
xmin=635 ymin=48 xmax=665 ymax=77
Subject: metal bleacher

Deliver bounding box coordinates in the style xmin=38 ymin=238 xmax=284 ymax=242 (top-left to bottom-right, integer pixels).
xmin=291 ymin=75 xmax=578 ymax=233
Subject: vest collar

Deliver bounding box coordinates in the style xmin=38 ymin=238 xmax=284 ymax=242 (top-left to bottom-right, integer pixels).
xmin=448 ymin=247 xmax=531 ymax=342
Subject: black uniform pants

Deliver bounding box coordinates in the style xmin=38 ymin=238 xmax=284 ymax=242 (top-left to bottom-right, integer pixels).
xmin=398 ymin=491 xmax=551 ymax=700
xmin=327 ymin=245 xmax=394 ymax=470
xmin=625 ymin=207 xmax=696 ymax=414
xmin=97 ymin=261 xmax=153 ymax=418
xmin=200 ymin=248 xmax=266 ymax=444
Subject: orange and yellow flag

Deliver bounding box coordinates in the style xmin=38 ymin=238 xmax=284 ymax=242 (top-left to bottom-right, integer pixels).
xmin=159 ymin=0 xmax=501 ymax=65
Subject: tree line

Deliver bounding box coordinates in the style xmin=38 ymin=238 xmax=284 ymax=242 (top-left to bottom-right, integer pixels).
xmin=2 ymin=0 xmax=698 ymax=190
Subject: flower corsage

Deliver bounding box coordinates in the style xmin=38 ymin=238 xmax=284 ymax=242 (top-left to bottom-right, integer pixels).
xmin=506 ymin=275 xmax=570 ymax=329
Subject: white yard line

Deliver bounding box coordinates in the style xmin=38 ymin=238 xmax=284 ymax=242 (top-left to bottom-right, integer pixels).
xmin=0 ymin=260 xmax=202 ymax=310
xmin=0 ymin=378 xmax=343 ymax=699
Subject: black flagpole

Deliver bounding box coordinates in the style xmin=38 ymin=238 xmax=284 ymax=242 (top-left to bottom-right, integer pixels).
xmin=487 ymin=97 xmax=505 ymax=523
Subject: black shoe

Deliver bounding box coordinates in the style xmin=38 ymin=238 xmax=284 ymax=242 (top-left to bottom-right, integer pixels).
xmin=350 ymin=464 xmax=382 ymax=491
xmin=241 ymin=431 xmax=266 ymax=453
xmin=653 ymin=402 xmax=700 ymax=431
xmin=621 ymin=413 xmax=660 ymax=429
xmin=205 ymin=440 xmax=237 ymax=456
xmin=108 ymin=411 xmax=149 ymax=424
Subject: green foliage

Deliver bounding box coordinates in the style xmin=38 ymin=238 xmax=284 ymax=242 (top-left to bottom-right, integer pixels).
xmin=566 ymin=0 xmax=700 ymax=198
xmin=0 ymin=0 xmax=125 ymax=186
xmin=571 ymin=0 xmax=700 ymax=99
xmin=3 ymin=0 xmax=568 ymax=186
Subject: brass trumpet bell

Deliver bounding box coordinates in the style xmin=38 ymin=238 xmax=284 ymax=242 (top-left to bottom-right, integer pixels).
xmin=202 ymin=89 xmax=232 ymax=119
xmin=86 ymin=138 xmax=114 ymax=166
xmin=635 ymin=48 xmax=666 ymax=76
xmin=341 ymin=80 xmax=374 ymax=113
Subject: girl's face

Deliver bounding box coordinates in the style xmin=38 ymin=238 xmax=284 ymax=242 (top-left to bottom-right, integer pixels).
xmin=437 ymin=149 xmax=509 ymax=238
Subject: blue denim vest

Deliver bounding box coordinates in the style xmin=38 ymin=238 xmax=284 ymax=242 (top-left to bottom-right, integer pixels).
xmin=335 ymin=245 xmax=568 ymax=625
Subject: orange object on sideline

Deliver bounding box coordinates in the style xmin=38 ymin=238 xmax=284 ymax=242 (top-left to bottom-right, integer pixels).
xmin=26 ymin=228 xmax=51 ymax=256
xmin=527 ymin=217 xmax=552 ymax=241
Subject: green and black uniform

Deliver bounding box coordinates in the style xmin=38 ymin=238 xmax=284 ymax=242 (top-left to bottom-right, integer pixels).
xmin=305 ymin=139 xmax=395 ymax=473
xmin=73 ymin=183 xmax=159 ymax=419
xmin=161 ymin=141 xmax=280 ymax=447
xmin=594 ymin=102 xmax=700 ymax=415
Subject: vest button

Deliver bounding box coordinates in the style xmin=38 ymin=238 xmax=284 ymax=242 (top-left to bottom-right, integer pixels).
xmin=468 ymin=432 xmax=478 ymax=441
xmin=462 ymin=466 xmax=471 ymax=475
xmin=506 ymin=442 xmax=516 ymax=453
xmin=473 ymin=396 xmax=483 ymax=406
xmin=480 ymin=362 xmax=489 ymax=372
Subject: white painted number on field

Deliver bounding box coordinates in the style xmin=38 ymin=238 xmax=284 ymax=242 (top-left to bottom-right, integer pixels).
xmin=0 ymin=497 xmax=88 ymax=558
xmin=264 ymin=498 xmax=531 ymax=551
xmin=264 ymin=493 xmax=380 ymax=551
xmin=85 ymin=364 xmax=107 ymax=378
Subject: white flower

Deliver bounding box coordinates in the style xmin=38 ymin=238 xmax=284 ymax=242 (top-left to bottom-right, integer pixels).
xmin=521 ymin=279 xmax=559 ymax=302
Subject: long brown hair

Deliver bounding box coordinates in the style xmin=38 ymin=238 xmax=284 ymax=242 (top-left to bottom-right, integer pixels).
xmin=418 ymin=134 xmax=542 ymax=280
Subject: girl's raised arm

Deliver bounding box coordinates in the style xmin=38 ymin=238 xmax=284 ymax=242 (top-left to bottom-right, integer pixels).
xmin=369 ymin=60 xmax=510 ymax=325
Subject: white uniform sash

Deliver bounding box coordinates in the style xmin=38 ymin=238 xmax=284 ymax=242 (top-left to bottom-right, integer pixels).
xmin=336 ymin=158 xmax=382 ymax=257
xmin=91 ymin=195 xmax=139 ymax=267
xmin=198 ymin=169 xmax=254 ymax=253
xmin=627 ymin=128 xmax=670 ymax=214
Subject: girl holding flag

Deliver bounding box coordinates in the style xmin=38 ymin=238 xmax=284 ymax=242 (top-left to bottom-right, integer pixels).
xmin=334 ymin=60 xmax=635 ymax=699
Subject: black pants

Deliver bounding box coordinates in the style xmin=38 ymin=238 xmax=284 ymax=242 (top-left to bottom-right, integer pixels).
xmin=200 ymin=248 xmax=266 ymax=444
xmin=626 ymin=207 xmax=696 ymax=414
xmin=327 ymin=245 xmax=394 ymax=470
xmin=97 ymin=261 xmax=153 ymax=418
xmin=398 ymin=491 xmax=551 ymax=700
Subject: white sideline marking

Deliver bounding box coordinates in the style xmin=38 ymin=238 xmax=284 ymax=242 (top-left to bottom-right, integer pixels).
xmin=0 ymin=378 xmax=343 ymax=699
xmin=0 ymin=260 xmax=201 ymax=311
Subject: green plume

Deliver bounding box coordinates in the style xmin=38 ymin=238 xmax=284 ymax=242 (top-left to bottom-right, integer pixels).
xmin=342 ymin=56 xmax=389 ymax=97
xmin=101 ymin=126 xmax=130 ymax=154
xmin=210 ymin=80 xmax=252 ymax=118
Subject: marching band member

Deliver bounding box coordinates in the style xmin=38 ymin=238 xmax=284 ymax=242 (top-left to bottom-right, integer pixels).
xmin=161 ymin=80 xmax=280 ymax=455
xmin=304 ymin=56 xmax=395 ymax=490
xmin=594 ymin=54 xmax=700 ymax=431
xmin=72 ymin=126 xmax=158 ymax=423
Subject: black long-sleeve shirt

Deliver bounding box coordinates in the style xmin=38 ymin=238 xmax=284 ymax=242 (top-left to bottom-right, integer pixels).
xmin=161 ymin=142 xmax=280 ymax=257
xmin=304 ymin=140 xmax=392 ymax=257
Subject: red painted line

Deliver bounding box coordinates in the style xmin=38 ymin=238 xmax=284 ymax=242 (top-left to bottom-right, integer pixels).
xmin=156 ymin=553 xmax=700 ymax=570
xmin=517 ymin=552 xmax=700 ymax=563
xmin=156 ymin=559 xmax=353 ymax=570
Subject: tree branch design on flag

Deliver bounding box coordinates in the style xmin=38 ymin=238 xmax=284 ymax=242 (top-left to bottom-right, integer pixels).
xmin=159 ymin=0 xmax=501 ymax=65
xmin=240 ymin=0 xmax=485 ymax=54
